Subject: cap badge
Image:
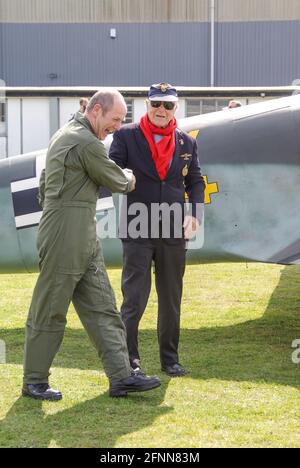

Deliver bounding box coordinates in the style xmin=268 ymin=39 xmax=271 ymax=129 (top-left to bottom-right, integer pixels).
xmin=160 ymin=83 xmax=168 ymax=93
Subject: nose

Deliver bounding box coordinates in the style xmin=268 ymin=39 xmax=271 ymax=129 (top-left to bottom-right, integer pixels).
xmin=157 ymin=103 xmax=166 ymax=112
xmin=115 ymin=121 xmax=122 ymax=130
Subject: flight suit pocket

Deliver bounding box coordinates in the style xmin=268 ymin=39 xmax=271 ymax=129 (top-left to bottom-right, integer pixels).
xmin=57 ymin=206 xmax=95 ymax=274
xmin=87 ymin=261 xmax=117 ymax=306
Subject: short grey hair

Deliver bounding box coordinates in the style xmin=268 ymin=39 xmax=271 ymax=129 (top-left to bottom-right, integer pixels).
xmin=86 ymin=89 xmax=126 ymax=115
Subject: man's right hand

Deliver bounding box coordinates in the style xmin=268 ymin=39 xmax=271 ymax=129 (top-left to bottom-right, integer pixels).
xmin=123 ymin=168 xmax=136 ymax=191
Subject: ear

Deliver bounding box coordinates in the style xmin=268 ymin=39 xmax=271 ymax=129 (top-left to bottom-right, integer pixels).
xmin=93 ymin=103 xmax=102 ymax=114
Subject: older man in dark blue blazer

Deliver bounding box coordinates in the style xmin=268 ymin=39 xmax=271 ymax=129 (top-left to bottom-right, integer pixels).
xmin=109 ymin=83 xmax=205 ymax=377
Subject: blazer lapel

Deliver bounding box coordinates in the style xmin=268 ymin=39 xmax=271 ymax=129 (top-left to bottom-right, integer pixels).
xmin=134 ymin=126 xmax=160 ymax=180
xmin=166 ymin=130 xmax=182 ymax=179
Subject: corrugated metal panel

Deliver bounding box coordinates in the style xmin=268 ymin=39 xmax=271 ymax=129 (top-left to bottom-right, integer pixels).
xmin=217 ymin=0 xmax=300 ymax=22
xmin=0 ymin=0 xmax=209 ymax=23
xmin=0 ymin=0 xmax=92 ymax=23
xmin=89 ymin=0 xmax=169 ymax=23
xmin=169 ymin=0 xmax=208 ymax=22
xmin=0 ymin=24 xmax=4 ymax=80
xmin=1 ymin=23 xmax=210 ymax=86
xmin=2 ymin=0 xmax=300 ymax=23
xmin=216 ymin=21 xmax=300 ymax=86
xmin=2 ymin=19 xmax=300 ymax=87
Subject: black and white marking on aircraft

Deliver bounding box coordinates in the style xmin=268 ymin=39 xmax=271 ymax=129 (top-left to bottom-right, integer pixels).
xmin=10 ymin=153 xmax=114 ymax=230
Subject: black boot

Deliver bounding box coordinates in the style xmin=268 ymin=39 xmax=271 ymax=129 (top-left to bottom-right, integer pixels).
xmin=22 ymin=383 xmax=62 ymax=401
xmin=109 ymin=372 xmax=161 ymax=397
xmin=161 ymin=363 xmax=187 ymax=377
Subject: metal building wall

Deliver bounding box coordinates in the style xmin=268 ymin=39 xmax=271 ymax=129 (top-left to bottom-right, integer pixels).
xmin=0 ymin=0 xmax=209 ymax=23
xmin=1 ymin=0 xmax=300 ymax=23
xmin=0 ymin=23 xmax=3 ymax=80
xmin=1 ymin=0 xmax=300 ymax=86
xmin=2 ymin=20 xmax=300 ymax=87
xmin=216 ymin=21 xmax=300 ymax=86
xmin=0 ymin=23 xmax=210 ymax=86
xmin=0 ymin=0 xmax=208 ymax=23
xmin=217 ymin=0 xmax=300 ymax=22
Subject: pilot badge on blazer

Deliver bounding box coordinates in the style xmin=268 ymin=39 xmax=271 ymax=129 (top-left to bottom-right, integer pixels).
xmin=180 ymin=153 xmax=192 ymax=160
xmin=182 ymin=165 xmax=189 ymax=177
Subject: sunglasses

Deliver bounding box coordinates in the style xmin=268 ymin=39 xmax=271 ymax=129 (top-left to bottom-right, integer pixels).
xmin=150 ymin=101 xmax=176 ymax=110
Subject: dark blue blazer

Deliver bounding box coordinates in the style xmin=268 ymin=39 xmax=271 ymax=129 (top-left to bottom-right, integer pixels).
xmin=109 ymin=123 xmax=205 ymax=240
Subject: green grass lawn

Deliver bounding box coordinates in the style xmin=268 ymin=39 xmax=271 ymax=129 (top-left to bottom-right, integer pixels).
xmin=0 ymin=263 xmax=299 ymax=448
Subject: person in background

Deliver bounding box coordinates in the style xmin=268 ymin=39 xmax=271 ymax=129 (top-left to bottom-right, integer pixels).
xmin=69 ymin=97 xmax=89 ymax=121
xmin=79 ymin=97 xmax=89 ymax=113
xmin=228 ymin=100 xmax=242 ymax=109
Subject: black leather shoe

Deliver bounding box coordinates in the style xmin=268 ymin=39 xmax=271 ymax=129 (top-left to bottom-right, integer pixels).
xmin=109 ymin=372 xmax=161 ymax=397
xmin=22 ymin=383 xmax=62 ymax=401
xmin=161 ymin=363 xmax=187 ymax=377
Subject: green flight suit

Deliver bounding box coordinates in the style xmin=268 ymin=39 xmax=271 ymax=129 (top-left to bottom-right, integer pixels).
xmin=24 ymin=113 xmax=134 ymax=385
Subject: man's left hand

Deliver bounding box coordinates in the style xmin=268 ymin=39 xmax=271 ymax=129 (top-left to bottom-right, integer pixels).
xmin=183 ymin=216 xmax=200 ymax=240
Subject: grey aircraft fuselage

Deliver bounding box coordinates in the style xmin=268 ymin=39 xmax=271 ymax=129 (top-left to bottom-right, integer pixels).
xmin=1 ymin=94 xmax=300 ymax=273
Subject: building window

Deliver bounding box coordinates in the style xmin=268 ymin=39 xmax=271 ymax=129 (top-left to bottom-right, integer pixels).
xmin=215 ymin=99 xmax=229 ymax=112
xmin=0 ymin=102 xmax=5 ymax=123
xmin=0 ymin=102 xmax=6 ymax=139
xmin=186 ymin=99 xmax=201 ymax=117
xmin=186 ymin=99 xmax=229 ymax=117
xmin=124 ymin=99 xmax=133 ymax=124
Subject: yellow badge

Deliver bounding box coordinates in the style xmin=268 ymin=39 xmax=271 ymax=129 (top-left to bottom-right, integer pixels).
xmin=182 ymin=165 xmax=189 ymax=177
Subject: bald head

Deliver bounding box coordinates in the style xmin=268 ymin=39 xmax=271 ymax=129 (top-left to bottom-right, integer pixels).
xmin=228 ymin=100 xmax=242 ymax=109
xmin=85 ymin=89 xmax=127 ymax=140
xmin=86 ymin=89 xmax=127 ymax=116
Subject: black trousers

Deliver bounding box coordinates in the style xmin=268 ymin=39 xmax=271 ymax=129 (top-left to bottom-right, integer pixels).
xmin=121 ymin=239 xmax=186 ymax=368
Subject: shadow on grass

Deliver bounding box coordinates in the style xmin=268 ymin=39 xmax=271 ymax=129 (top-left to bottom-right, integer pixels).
xmin=0 ymin=385 xmax=171 ymax=448
xmin=1 ymin=266 xmax=300 ymax=447
xmin=1 ymin=266 xmax=299 ymax=388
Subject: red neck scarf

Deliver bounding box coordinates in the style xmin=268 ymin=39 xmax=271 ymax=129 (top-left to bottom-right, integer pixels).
xmin=140 ymin=114 xmax=177 ymax=180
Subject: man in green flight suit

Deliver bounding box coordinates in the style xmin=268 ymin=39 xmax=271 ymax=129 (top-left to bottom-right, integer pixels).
xmin=22 ymin=89 xmax=161 ymax=400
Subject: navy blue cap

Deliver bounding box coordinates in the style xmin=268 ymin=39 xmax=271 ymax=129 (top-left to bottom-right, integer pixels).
xmin=148 ymin=83 xmax=178 ymax=102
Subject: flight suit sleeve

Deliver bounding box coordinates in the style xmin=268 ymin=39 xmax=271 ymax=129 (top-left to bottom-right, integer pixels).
xmin=185 ymin=139 xmax=206 ymax=223
xmin=108 ymin=129 xmax=128 ymax=168
xmin=81 ymin=140 xmax=134 ymax=193
xmin=38 ymin=169 xmax=46 ymax=208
